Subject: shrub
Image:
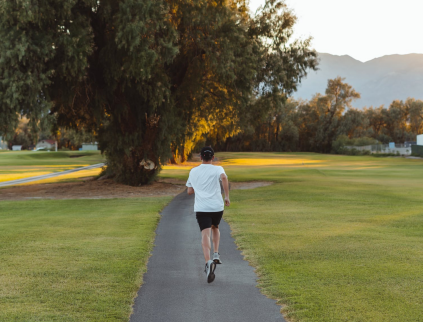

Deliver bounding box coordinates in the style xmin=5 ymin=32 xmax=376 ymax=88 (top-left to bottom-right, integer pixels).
xmin=372 ymin=153 xmax=398 ymax=157
xmin=332 ymin=135 xmax=379 ymax=155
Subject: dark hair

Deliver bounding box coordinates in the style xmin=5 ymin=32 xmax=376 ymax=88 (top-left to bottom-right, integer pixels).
xmin=200 ymin=146 xmax=214 ymax=161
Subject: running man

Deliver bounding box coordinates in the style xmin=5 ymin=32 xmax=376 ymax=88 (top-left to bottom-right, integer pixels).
xmin=186 ymin=147 xmax=230 ymax=283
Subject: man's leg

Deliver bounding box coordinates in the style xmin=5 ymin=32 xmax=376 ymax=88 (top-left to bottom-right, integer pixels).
xmin=201 ymin=228 xmax=212 ymax=263
xmin=211 ymin=225 xmax=220 ymax=253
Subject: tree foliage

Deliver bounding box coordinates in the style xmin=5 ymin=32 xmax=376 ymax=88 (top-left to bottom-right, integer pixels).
xmin=0 ymin=0 xmax=317 ymax=184
xmin=168 ymin=0 xmax=317 ymax=162
xmin=1 ymin=0 xmax=177 ymax=184
xmin=216 ymin=78 xmax=423 ymax=153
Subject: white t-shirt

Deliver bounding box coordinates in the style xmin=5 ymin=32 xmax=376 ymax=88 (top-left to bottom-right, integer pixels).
xmin=186 ymin=164 xmax=227 ymax=212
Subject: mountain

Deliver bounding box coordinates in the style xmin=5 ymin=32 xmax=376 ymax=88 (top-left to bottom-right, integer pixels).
xmin=293 ymin=53 xmax=423 ymax=108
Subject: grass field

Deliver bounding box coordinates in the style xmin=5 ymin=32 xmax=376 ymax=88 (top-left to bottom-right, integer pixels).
xmin=0 ymin=197 xmax=172 ymax=321
xmin=0 ymin=151 xmax=105 ymax=183
xmin=161 ymin=152 xmax=423 ymax=322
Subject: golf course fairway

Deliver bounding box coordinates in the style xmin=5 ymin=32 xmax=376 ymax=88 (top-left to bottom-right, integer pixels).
xmin=0 ymin=197 xmax=171 ymax=321
xmin=162 ymin=152 xmax=423 ymax=322
xmin=0 ymin=151 xmax=105 ymax=183
xmin=1 ymin=152 xmax=421 ymax=321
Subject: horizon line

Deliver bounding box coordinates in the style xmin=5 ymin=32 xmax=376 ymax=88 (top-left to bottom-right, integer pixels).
xmin=318 ymin=52 xmax=423 ymax=63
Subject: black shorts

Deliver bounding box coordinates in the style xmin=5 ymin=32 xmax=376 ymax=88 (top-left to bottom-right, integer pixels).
xmin=196 ymin=211 xmax=223 ymax=231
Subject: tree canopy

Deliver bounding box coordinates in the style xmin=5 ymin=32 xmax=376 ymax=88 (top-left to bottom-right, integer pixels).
xmin=215 ymin=78 xmax=423 ymax=154
xmin=0 ymin=0 xmax=317 ymax=184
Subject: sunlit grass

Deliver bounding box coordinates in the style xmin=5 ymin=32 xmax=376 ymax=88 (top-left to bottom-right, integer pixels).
xmin=0 ymin=151 xmax=104 ymax=167
xmin=0 ymin=171 xmax=53 ymax=182
xmin=221 ymin=158 xmax=326 ymax=166
xmin=161 ymin=152 xmax=423 ymax=322
xmin=0 ymin=197 xmax=171 ymax=321
xmin=0 ymin=151 xmax=105 ymax=184
xmin=12 ymin=168 xmax=104 ymax=185
xmin=0 ymin=168 xmax=101 ymax=184
xmin=160 ymin=167 xmax=191 ymax=181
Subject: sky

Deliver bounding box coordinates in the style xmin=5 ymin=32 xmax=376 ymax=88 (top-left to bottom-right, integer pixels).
xmin=249 ymin=0 xmax=423 ymax=62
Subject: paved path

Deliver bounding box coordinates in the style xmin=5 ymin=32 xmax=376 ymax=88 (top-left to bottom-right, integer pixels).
xmin=130 ymin=192 xmax=285 ymax=322
xmin=0 ymin=163 xmax=105 ymax=187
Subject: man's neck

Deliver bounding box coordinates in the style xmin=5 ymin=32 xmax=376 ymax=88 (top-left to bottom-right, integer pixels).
xmin=202 ymin=161 xmax=213 ymax=165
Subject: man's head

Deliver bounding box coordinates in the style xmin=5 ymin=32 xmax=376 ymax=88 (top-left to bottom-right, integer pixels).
xmin=200 ymin=146 xmax=214 ymax=162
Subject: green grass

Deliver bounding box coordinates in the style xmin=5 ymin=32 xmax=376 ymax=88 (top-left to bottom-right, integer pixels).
xmin=0 ymin=197 xmax=171 ymax=321
xmin=0 ymin=151 xmax=104 ymax=167
xmin=0 ymin=151 xmax=105 ymax=183
xmin=162 ymin=152 xmax=423 ymax=322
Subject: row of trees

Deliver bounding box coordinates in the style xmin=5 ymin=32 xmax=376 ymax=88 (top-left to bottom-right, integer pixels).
xmin=211 ymin=77 xmax=423 ymax=153
xmin=0 ymin=0 xmax=317 ymax=184
xmin=5 ymin=112 xmax=95 ymax=150
xmin=5 ymin=111 xmax=54 ymax=150
xmin=8 ymin=77 xmax=421 ymax=155
xmin=6 ymin=1 xmax=419 ymax=185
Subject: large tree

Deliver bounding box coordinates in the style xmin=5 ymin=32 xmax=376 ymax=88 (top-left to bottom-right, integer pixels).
xmin=0 ymin=0 xmax=317 ymax=185
xmin=1 ymin=0 xmax=178 ymax=185
xmin=311 ymin=77 xmax=360 ymax=152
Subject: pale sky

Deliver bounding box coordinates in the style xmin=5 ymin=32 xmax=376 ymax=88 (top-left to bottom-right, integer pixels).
xmin=249 ymin=0 xmax=423 ymax=62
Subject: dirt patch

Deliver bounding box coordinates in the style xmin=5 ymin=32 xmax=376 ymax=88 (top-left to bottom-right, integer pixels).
xmin=0 ymin=178 xmax=186 ymax=201
xmin=157 ymin=178 xmax=187 ymax=185
xmin=0 ymin=177 xmax=273 ymax=201
xmin=230 ymin=181 xmax=273 ymax=190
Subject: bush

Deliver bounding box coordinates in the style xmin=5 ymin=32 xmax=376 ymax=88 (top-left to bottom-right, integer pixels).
xmin=372 ymin=153 xmax=398 ymax=157
xmin=332 ymin=135 xmax=350 ymax=154
xmin=347 ymin=148 xmax=360 ymax=156
xmin=411 ymin=145 xmax=423 ymax=157
xmin=343 ymin=148 xmax=372 ymax=156
xmin=355 ymin=137 xmax=379 ymax=146
xmin=332 ymin=135 xmax=379 ymax=155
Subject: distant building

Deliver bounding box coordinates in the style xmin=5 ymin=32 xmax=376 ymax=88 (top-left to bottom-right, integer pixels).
xmin=36 ymin=139 xmax=56 ymax=150
xmin=345 ymin=142 xmax=412 ymax=155
xmin=12 ymin=145 xmax=22 ymax=151
xmin=0 ymin=135 xmax=7 ymax=149
xmin=417 ymin=134 xmax=423 ymax=146
xmin=404 ymin=141 xmax=417 ymax=148
xmin=81 ymin=143 xmax=98 ymax=151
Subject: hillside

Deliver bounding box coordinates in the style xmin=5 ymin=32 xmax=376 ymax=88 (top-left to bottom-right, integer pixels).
xmin=293 ymin=53 xmax=423 ymax=108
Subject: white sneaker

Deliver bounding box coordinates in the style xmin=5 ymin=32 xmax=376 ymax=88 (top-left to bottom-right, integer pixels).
xmin=204 ymin=260 xmax=216 ymax=283
xmin=213 ymin=252 xmax=222 ymax=264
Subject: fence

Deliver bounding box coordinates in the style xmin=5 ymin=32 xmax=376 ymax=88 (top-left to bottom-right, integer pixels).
xmin=344 ymin=144 xmax=413 ymax=155
xmin=411 ymin=145 xmax=423 ymax=157
xmin=0 ymin=136 xmax=7 ymax=149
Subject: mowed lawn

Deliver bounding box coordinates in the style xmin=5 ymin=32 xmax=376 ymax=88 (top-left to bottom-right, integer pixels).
xmin=161 ymin=153 xmax=423 ymax=322
xmin=0 ymin=151 xmax=105 ymax=183
xmin=0 ymin=197 xmax=171 ymax=321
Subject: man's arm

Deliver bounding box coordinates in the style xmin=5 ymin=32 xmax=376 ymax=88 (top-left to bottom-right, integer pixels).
xmin=220 ymin=173 xmax=230 ymax=207
xmin=186 ymin=171 xmax=194 ymax=195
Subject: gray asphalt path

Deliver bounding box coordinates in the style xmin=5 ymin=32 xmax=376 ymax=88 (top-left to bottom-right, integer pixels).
xmin=130 ymin=192 xmax=285 ymax=322
xmin=0 ymin=163 xmax=105 ymax=187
